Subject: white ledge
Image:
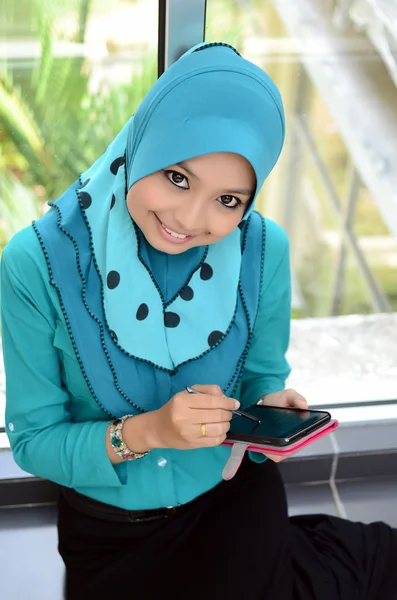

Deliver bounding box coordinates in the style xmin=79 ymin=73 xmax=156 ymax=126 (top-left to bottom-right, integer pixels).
xmin=1 ymin=313 xmax=396 ymax=437
xmin=287 ymin=313 xmax=397 ymax=406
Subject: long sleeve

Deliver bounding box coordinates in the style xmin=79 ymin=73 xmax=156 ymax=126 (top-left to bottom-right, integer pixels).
xmin=1 ymin=229 xmax=123 ymax=489
xmin=240 ymin=218 xmax=292 ymax=406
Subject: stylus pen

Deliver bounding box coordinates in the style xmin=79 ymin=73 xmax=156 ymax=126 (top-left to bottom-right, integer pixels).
xmin=186 ymin=386 xmax=261 ymax=423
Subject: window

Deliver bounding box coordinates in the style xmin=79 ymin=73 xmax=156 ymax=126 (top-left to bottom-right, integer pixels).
xmin=205 ymin=0 xmax=397 ymax=412
xmin=1 ymin=0 xmax=396 ymax=450
xmin=0 ymin=0 xmax=158 ymax=443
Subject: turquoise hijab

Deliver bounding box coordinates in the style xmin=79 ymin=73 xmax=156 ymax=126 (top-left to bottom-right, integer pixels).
xmin=74 ymin=42 xmax=285 ymax=371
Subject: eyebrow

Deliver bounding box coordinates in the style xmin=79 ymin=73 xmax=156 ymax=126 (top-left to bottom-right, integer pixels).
xmin=176 ymin=161 xmax=254 ymax=198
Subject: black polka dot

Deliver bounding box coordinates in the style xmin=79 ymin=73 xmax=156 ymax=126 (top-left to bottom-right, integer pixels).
xmin=179 ymin=286 xmax=194 ymax=301
xmin=80 ymin=191 xmax=92 ymax=209
xmin=110 ymin=156 xmax=125 ymax=175
xmin=208 ymin=330 xmax=224 ymax=347
xmin=110 ymin=194 xmax=116 ymax=210
xmin=79 ymin=178 xmax=90 ymax=189
xmin=107 ymin=270 xmax=120 ymax=289
xmin=109 ymin=329 xmax=118 ymax=343
xmin=200 ymin=263 xmax=213 ymax=281
xmin=164 ymin=312 xmax=180 ymax=328
xmin=136 ymin=303 xmax=149 ymax=321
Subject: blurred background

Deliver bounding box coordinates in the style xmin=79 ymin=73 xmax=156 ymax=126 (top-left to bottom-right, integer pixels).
xmin=1 ymin=0 xmax=397 ymax=316
xmin=0 ymin=2 xmax=396 ymax=596
xmin=1 ymin=0 xmax=396 ymax=409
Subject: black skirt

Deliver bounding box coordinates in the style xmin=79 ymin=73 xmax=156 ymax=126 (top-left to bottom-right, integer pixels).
xmin=57 ymin=457 xmax=397 ymax=600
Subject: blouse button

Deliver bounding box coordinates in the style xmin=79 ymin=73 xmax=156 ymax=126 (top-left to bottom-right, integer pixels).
xmin=157 ymin=457 xmax=167 ymax=468
xmin=8 ymin=422 xmax=15 ymax=432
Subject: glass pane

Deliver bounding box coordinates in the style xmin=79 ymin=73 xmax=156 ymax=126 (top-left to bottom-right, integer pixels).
xmin=0 ymin=0 xmax=158 ymax=244
xmin=205 ymin=0 xmax=397 ymax=320
xmin=337 ymin=244 xmax=374 ymax=316
xmin=0 ymin=0 xmax=158 ymax=434
xmin=354 ymin=187 xmax=397 ymax=312
xmin=205 ymin=0 xmax=397 ymax=408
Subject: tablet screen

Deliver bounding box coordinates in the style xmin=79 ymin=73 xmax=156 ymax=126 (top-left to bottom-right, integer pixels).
xmin=228 ymin=405 xmax=330 ymax=444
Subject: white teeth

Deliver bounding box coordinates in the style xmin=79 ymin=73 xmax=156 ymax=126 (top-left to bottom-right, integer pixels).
xmin=162 ymin=224 xmax=188 ymax=239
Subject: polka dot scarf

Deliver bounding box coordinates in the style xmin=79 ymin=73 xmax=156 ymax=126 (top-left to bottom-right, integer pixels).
xmin=76 ymin=43 xmax=285 ymax=370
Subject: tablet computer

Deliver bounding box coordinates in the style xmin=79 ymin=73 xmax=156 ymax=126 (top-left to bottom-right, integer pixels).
xmin=226 ymin=404 xmax=332 ymax=448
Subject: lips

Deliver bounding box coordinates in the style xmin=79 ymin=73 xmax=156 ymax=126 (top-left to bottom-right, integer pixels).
xmin=160 ymin=222 xmax=190 ymax=239
xmin=155 ymin=214 xmax=195 ymax=245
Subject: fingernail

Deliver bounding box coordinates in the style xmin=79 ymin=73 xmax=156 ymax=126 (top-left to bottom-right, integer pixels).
xmin=234 ymin=400 xmax=240 ymax=409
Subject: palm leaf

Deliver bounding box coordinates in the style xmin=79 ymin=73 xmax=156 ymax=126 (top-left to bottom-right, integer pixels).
xmin=0 ymin=170 xmax=43 ymax=250
xmin=0 ymin=71 xmax=46 ymax=157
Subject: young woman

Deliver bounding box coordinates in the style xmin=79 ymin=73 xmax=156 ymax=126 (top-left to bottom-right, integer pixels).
xmin=2 ymin=42 xmax=396 ymax=600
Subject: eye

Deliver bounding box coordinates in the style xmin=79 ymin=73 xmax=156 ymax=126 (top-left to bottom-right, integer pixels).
xmin=163 ymin=170 xmax=189 ymax=189
xmin=218 ymin=195 xmax=242 ymax=209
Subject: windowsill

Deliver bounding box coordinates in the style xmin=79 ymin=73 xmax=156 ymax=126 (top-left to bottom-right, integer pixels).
xmin=285 ymin=313 xmax=397 ymax=408
xmin=1 ymin=403 xmax=396 ymax=497
xmin=0 ymin=432 xmax=9 ymax=450
xmin=1 ymin=312 xmax=397 ymax=445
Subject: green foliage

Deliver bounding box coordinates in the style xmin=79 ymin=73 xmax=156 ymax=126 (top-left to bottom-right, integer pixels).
xmin=1 ymin=0 xmax=395 ymax=320
xmin=205 ymin=0 xmax=245 ymax=48
xmin=0 ymin=0 xmax=156 ymax=247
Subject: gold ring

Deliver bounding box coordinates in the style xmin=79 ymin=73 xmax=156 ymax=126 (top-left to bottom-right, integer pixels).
xmin=201 ymin=423 xmax=207 ymax=437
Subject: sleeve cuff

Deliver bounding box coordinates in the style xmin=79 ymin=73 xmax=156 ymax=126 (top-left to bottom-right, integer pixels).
xmin=248 ymin=451 xmax=268 ymax=464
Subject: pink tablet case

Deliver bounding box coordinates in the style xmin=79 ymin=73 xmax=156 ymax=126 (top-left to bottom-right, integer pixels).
xmin=221 ymin=419 xmax=339 ymax=480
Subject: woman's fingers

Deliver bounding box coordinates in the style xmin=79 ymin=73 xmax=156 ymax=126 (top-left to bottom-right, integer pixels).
xmin=263 ymin=453 xmax=285 ymax=463
xmin=263 ymin=389 xmax=309 ymax=410
xmin=287 ymin=394 xmax=308 ymax=409
xmin=193 ymin=420 xmax=231 ymax=439
xmin=264 ymin=447 xmax=301 ymax=463
xmin=190 ymin=408 xmax=234 ymax=425
xmin=185 ymin=391 xmax=240 ymax=411
xmin=189 ymin=384 xmax=224 ymax=397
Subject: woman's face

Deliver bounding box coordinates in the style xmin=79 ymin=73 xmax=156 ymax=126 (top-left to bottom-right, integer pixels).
xmin=126 ymin=152 xmax=256 ymax=254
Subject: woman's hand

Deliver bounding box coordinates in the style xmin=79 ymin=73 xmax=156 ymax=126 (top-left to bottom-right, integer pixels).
xmin=147 ymin=384 xmax=240 ymax=451
xmin=261 ymin=388 xmax=308 ymax=410
xmin=260 ymin=389 xmax=308 ymax=463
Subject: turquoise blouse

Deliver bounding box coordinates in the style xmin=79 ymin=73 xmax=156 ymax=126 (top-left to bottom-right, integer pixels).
xmin=1 ymin=218 xmax=291 ymax=510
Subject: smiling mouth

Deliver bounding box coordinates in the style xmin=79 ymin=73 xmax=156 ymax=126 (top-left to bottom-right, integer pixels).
xmin=160 ymin=222 xmax=191 ymax=239
xmin=155 ymin=214 xmax=196 ymax=241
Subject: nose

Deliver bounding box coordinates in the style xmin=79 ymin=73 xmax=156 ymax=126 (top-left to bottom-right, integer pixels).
xmin=173 ymin=196 xmax=208 ymax=234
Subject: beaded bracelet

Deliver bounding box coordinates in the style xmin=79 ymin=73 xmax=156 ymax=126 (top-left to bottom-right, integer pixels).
xmin=109 ymin=415 xmax=149 ymax=461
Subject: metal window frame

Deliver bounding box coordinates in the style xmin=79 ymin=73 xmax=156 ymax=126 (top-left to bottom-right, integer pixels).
xmin=157 ymin=0 xmax=206 ymax=76
xmin=284 ymin=70 xmax=393 ymax=316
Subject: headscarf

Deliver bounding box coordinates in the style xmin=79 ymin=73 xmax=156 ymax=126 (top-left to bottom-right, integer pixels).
xmin=73 ymin=42 xmax=285 ymax=370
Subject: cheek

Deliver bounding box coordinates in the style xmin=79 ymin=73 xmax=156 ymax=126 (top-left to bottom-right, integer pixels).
xmin=127 ymin=181 xmax=165 ymax=217
xmin=208 ymin=209 xmax=245 ymax=239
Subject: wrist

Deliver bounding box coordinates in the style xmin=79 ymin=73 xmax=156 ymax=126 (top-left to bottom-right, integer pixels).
xmin=123 ymin=410 xmax=161 ymax=452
